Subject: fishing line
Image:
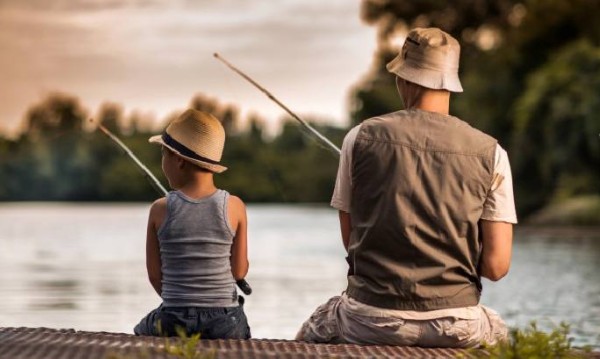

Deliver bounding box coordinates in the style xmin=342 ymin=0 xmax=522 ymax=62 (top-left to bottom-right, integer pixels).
xmin=96 ymin=122 xmax=168 ymax=196
xmin=213 ymin=53 xmax=342 ymax=157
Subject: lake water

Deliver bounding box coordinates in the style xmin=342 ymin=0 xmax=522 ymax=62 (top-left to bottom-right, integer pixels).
xmin=0 ymin=203 xmax=598 ymax=348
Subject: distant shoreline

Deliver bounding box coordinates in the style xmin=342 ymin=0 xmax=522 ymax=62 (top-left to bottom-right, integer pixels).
xmin=516 ymin=225 xmax=600 ymax=238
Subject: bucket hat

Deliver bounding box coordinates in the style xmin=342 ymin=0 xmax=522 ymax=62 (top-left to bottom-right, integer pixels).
xmin=386 ymin=27 xmax=463 ymax=92
xmin=149 ymin=109 xmax=227 ymax=173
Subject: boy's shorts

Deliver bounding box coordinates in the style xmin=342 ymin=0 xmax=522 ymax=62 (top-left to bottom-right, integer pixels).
xmin=134 ymin=297 xmax=251 ymax=339
xmin=296 ymin=295 xmax=507 ymax=348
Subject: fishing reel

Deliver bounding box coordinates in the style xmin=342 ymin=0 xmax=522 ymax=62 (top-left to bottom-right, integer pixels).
xmin=236 ymin=279 xmax=252 ymax=295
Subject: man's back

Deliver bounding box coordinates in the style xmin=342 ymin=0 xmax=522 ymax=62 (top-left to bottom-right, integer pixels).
xmin=347 ymin=109 xmax=497 ymax=311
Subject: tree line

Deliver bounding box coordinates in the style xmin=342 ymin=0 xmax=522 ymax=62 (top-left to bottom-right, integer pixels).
xmin=0 ymin=93 xmax=344 ymax=203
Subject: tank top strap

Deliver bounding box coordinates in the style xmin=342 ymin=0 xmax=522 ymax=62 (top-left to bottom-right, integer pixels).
xmin=218 ymin=190 xmax=235 ymax=237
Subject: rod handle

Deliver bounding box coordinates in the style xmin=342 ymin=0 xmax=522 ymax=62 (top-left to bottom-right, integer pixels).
xmin=236 ymin=279 xmax=252 ymax=295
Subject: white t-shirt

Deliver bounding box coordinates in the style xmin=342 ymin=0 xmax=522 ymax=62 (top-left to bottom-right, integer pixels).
xmin=331 ymin=124 xmax=518 ymax=224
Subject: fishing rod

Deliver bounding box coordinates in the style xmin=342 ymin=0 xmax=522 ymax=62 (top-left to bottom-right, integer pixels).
xmin=97 ymin=123 xmax=169 ymax=195
xmin=213 ymin=53 xmax=342 ymax=156
xmin=95 ymin=121 xmax=252 ymax=295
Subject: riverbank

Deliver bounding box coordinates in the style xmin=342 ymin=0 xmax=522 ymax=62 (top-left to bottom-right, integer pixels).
xmin=526 ymin=195 xmax=600 ymax=226
xmin=515 ymin=225 xmax=600 ymax=239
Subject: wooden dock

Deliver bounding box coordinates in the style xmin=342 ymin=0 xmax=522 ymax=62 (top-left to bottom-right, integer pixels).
xmin=1 ymin=327 xmax=598 ymax=358
xmin=0 ymin=327 xmax=474 ymax=358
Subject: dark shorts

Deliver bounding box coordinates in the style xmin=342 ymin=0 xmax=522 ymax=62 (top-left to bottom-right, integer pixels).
xmin=134 ymin=297 xmax=251 ymax=339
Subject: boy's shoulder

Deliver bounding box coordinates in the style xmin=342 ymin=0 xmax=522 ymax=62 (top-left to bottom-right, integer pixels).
xmin=227 ymin=193 xmax=246 ymax=209
xmin=149 ymin=197 xmax=168 ymax=218
xmin=151 ymin=196 xmax=167 ymax=208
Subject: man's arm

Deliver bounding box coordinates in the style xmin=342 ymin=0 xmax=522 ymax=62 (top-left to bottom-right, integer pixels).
xmin=332 ymin=126 xmax=361 ymax=253
xmin=479 ymin=220 xmax=513 ymax=281
xmin=339 ymin=211 xmax=352 ymax=252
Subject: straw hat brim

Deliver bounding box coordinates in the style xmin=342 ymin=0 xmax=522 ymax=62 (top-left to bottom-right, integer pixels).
xmin=387 ymin=55 xmax=463 ymax=93
xmin=149 ymin=135 xmax=228 ymax=173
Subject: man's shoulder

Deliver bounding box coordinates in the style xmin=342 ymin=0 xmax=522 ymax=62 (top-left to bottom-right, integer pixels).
xmin=358 ymin=110 xmax=498 ymax=155
xmin=356 ymin=111 xmax=409 ymax=136
xmin=362 ymin=110 xmax=409 ymax=124
xmin=457 ymin=118 xmax=497 ymax=141
xmin=342 ymin=123 xmax=363 ymax=147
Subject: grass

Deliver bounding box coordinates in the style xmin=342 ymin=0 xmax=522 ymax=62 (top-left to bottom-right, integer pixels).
xmin=460 ymin=322 xmax=594 ymax=358
xmin=106 ymin=323 xmax=216 ymax=359
xmin=162 ymin=327 xmax=216 ymax=359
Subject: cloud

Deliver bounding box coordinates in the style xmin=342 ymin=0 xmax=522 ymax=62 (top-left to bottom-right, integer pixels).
xmin=0 ymin=0 xmax=376 ymax=134
xmin=0 ymin=0 xmax=161 ymax=12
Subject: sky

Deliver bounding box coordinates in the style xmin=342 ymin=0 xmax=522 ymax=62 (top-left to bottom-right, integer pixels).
xmin=0 ymin=0 xmax=377 ymax=136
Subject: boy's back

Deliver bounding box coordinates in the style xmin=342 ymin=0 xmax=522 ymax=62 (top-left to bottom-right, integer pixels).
xmin=160 ymin=190 xmax=238 ymax=308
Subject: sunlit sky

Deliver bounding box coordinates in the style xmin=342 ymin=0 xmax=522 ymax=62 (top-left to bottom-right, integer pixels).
xmin=0 ymin=0 xmax=377 ymax=135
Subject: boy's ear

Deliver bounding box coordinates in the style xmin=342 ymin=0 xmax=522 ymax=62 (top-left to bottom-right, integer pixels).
xmin=176 ymin=156 xmax=186 ymax=169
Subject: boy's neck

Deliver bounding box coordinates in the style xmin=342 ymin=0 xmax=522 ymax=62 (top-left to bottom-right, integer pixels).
xmin=176 ymin=172 xmax=217 ymax=199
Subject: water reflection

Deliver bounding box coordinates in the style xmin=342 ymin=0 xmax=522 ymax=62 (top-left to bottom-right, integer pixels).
xmin=482 ymin=229 xmax=600 ymax=348
xmin=0 ymin=203 xmax=598 ymax=348
xmin=29 ymin=277 xmax=80 ymax=311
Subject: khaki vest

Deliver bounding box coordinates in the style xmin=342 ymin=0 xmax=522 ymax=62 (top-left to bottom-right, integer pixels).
xmin=347 ymin=109 xmax=497 ymax=310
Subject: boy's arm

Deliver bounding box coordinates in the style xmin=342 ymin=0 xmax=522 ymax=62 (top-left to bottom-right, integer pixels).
xmin=146 ymin=198 xmax=165 ymax=296
xmin=479 ymin=220 xmax=513 ymax=281
xmin=228 ymin=195 xmax=249 ymax=280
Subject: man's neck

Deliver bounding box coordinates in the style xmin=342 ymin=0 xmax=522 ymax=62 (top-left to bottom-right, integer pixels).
xmin=415 ymin=90 xmax=450 ymax=115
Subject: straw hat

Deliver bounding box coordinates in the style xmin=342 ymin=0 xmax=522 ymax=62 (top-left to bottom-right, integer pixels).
xmin=149 ymin=109 xmax=227 ymax=173
xmin=386 ymin=27 xmax=463 ymax=92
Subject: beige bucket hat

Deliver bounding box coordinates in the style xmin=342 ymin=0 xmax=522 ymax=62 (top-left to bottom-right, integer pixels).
xmin=386 ymin=27 xmax=463 ymax=92
xmin=149 ymin=109 xmax=227 ymax=173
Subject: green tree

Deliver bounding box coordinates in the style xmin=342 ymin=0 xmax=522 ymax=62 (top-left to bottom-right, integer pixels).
xmin=512 ymin=40 xmax=600 ymax=213
xmin=18 ymin=94 xmax=90 ymax=200
xmin=1 ymin=92 xmax=342 ymax=203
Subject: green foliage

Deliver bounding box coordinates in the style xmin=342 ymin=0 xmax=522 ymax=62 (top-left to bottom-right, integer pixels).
xmin=217 ymin=119 xmax=342 ymax=203
xmin=163 ymin=327 xmax=215 ymax=359
xmin=464 ymin=322 xmax=593 ymax=359
xmin=104 ymin=331 xmax=216 ymax=359
xmin=512 ymin=40 xmax=600 ymax=214
xmin=0 ymin=92 xmax=341 ymax=203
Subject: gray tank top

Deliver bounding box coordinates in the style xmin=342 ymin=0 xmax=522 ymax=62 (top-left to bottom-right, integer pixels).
xmin=158 ymin=189 xmax=238 ymax=307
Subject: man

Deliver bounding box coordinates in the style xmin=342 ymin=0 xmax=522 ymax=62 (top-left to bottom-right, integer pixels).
xmin=296 ymin=28 xmax=517 ymax=348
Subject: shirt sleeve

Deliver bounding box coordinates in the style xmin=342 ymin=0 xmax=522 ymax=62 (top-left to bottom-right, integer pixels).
xmin=481 ymin=144 xmax=518 ymax=224
xmin=330 ymin=125 xmax=361 ymax=213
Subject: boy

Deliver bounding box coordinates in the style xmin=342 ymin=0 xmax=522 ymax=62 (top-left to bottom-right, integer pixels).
xmin=134 ymin=109 xmax=251 ymax=339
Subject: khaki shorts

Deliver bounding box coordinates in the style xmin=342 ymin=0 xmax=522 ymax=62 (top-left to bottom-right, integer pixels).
xmin=296 ymin=295 xmax=508 ymax=348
